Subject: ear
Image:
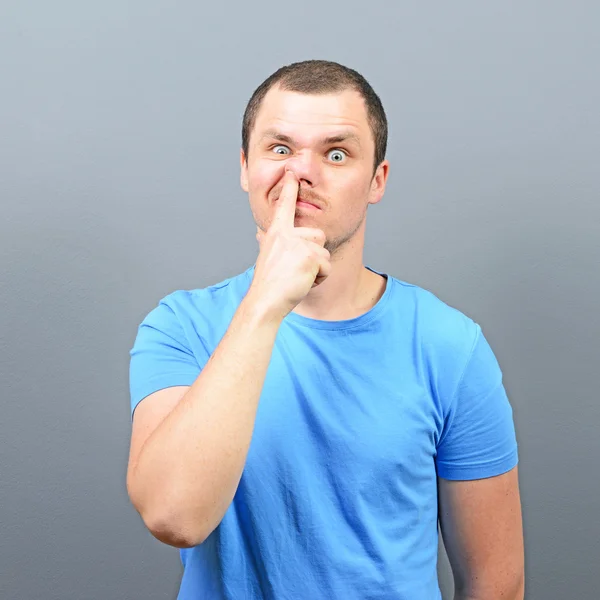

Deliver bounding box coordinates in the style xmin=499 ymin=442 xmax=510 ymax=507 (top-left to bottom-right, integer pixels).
xmin=240 ymin=148 xmax=249 ymax=192
xmin=368 ymin=160 xmax=389 ymax=206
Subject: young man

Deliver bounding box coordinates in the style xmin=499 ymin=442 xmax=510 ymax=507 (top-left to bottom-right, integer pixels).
xmin=127 ymin=60 xmax=524 ymax=600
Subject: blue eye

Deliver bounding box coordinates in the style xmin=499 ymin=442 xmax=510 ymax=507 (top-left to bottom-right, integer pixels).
xmin=272 ymin=145 xmax=290 ymax=155
xmin=328 ymin=149 xmax=347 ymax=163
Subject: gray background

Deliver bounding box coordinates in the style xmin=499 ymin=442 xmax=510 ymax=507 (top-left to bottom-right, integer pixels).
xmin=1 ymin=1 xmax=598 ymax=599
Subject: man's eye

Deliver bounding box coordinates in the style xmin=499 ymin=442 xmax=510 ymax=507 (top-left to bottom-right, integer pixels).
xmin=328 ymin=149 xmax=347 ymax=163
xmin=272 ymin=145 xmax=290 ymax=155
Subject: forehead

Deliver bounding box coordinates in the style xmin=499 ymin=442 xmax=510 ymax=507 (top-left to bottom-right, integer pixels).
xmin=252 ymin=86 xmax=372 ymax=147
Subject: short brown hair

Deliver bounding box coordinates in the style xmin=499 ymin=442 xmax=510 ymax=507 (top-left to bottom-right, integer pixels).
xmin=242 ymin=60 xmax=388 ymax=174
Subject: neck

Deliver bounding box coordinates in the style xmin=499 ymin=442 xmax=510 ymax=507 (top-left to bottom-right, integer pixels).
xmin=291 ymin=227 xmax=386 ymax=322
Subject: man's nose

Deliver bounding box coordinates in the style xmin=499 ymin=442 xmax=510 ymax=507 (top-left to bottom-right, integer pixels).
xmin=285 ymin=152 xmax=320 ymax=187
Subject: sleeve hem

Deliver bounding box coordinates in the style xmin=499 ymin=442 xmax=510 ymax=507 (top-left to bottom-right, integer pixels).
xmin=131 ymin=372 xmax=199 ymax=420
xmin=436 ymin=447 xmax=519 ymax=481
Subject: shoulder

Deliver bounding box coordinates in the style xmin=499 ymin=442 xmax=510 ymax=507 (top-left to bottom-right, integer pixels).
xmin=384 ymin=274 xmax=485 ymax=417
xmin=388 ymin=274 xmax=480 ymax=361
xmin=143 ymin=265 xmax=254 ymax=325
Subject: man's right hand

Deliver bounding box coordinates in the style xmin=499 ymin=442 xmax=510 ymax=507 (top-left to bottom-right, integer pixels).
xmin=248 ymin=169 xmax=331 ymax=322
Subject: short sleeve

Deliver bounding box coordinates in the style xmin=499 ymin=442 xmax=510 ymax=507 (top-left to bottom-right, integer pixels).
xmin=436 ymin=325 xmax=518 ymax=480
xmin=129 ymin=297 xmax=202 ymax=420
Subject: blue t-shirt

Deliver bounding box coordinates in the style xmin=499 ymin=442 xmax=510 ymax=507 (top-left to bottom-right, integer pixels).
xmin=129 ymin=265 xmax=518 ymax=600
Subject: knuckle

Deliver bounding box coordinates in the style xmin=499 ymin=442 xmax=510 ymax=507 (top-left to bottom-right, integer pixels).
xmin=307 ymin=247 xmax=320 ymax=261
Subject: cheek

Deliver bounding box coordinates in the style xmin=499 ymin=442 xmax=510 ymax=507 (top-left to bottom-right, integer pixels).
xmin=248 ymin=161 xmax=280 ymax=197
xmin=336 ymin=172 xmax=370 ymax=206
xmin=246 ymin=163 xmax=282 ymax=227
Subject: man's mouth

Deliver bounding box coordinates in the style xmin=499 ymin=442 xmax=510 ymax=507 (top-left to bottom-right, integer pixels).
xmin=296 ymin=199 xmax=321 ymax=210
xmin=272 ymin=195 xmax=322 ymax=210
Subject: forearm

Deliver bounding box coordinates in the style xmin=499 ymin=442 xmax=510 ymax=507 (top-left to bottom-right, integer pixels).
xmin=129 ymin=293 xmax=281 ymax=546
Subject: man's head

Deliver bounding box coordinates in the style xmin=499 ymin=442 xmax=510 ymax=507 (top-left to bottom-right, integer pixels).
xmin=240 ymin=60 xmax=389 ymax=255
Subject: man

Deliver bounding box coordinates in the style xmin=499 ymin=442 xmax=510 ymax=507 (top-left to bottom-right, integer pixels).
xmin=127 ymin=60 xmax=524 ymax=600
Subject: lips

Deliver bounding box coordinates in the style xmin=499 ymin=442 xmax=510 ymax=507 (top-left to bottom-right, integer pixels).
xmin=296 ymin=199 xmax=321 ymax=210
xmin=272 ymin=194 xmax=322 ymax=210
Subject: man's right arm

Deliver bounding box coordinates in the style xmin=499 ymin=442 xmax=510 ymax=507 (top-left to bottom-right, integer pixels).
xmin=127 ymin=169 xmax=330 ymax=548
xmin=126 ymin=293 xmax=282 ymax=548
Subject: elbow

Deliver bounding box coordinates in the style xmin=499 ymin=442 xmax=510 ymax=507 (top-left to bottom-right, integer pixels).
xmin=145 ymin=512 xmax=207 ymax=548
xmin=511 ymin=571 xmax=526 ymax=600
xmin=456 ymin=571 xmax=525 ymax=600
xmin=139 ymin=504 xmax=210 ymax=548
xmin=127 ymin=480 xmax=209 ymax=548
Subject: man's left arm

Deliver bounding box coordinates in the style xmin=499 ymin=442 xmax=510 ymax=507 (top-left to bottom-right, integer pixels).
xmin=438 ymin=465 xmax=525 ymax=600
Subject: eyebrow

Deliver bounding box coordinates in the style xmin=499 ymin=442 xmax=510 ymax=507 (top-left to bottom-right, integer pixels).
xmin=259 ymin=129 xmax=362 ymax=148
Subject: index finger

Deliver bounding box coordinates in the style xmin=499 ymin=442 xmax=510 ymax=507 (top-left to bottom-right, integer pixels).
xmin=271 ymin=170 xmax=299 ymax=231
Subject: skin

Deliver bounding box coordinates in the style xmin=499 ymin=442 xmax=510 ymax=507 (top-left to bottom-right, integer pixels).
xmin=240 ymin=85 xmax=389 ymax=321
xmin=239 ymin=84 xmax=525 ymax=598
xmin=438 ymin=467 xmax=525 ymax=600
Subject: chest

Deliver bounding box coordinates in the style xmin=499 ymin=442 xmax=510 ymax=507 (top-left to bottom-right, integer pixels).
xmin=245 ymin=327 xmax=443 ymax=495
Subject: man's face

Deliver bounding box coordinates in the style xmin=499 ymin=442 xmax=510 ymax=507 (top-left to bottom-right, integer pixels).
xmin=241 ymin=86 xmax=389 ymax=254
